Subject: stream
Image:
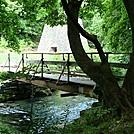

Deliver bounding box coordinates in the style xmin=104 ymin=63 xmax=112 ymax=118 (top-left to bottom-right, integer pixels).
xmin=0 ymin=90 xmax=97 ymax=133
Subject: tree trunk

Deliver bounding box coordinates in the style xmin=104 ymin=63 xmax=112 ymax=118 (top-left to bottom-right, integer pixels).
xmin=122 ymin=0 xmax=134 ymax=106
xmin=62 ymin=0 xmax=134 ymax=112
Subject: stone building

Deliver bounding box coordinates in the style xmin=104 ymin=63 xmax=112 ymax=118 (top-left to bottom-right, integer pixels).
xmin=38 ymin=19 xmax=89 ymax=53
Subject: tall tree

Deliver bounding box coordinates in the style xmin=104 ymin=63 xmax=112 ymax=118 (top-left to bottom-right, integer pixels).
xmin=61 ymin=0 xmax=134 ymax=112
xmin=122 ymin=0 xmax=134 ymax=106
xmin=0 ymin=0 xmax=45 ymax=51
xmin=0 ymin=0 xmax=20 ymax=51
xmin=100 ymin=0 xmax=131 ymax=52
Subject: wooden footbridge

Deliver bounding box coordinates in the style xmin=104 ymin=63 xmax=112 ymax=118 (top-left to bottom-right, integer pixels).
xmin=0 ymin=52 xmax=130 ymax=98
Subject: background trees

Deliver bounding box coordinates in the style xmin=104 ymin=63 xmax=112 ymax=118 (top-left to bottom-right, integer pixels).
xmin=0 ymin=0 xmax=21 ymax=51
xmin=1 ymin=0 xmax=131 ymax=53
xmin=0 ymin=0 xmax=44 ymax=51
xmin=79 ymin=0 xmax=131 ymax=52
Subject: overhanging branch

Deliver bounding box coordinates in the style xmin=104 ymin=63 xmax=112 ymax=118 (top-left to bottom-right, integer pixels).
xmin=61 ymin=0 xmax=107 ymax=62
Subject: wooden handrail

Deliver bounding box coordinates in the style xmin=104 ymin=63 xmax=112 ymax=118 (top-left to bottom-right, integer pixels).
xmin=3 ymin=52 xmax=129 ymax=74
xmin=26 ymin=60 xmax=128 ymax=68
xmin=22 ymin=52 xmax=131 ymax=55
xmin=21 ymin=52 xmax=131 ymax=80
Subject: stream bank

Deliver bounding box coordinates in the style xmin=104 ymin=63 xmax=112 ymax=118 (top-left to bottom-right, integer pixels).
xmin=0 ymin=80 xmax=97 ymax=133
xmin=63 ymin=105 xmax=134 ymax=134
xmin=0 ymin=79 xmax=53 ymax=102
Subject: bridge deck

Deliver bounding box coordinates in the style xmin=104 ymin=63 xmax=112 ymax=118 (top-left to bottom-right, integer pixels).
xmin=18 ymin=74 xmax=97 ymax=98
xmin=39 ymin=74 xmax=96 ymax=86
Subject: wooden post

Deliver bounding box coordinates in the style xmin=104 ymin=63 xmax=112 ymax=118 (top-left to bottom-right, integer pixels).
xmin=91 ymin=53 xmax=93 ymax=61
xmin=67 ymin=53 xmax=70 ymax=82
xmin=106 ymin=53 xmax=109 ymax=62
xmin=41 ymin=53 xmax=44 ymax=78
xmin=26 ymin=54 xmax=28 ymax=59
xmin=22 ymin=53 xmax=24 ymax=73
xmin=63 ymin=54 xmax=65 ymax=61
xmin=56 ymin=61 xmax=67 ymax=84
xmin=8 ymin=53 xmax=10 ymax=72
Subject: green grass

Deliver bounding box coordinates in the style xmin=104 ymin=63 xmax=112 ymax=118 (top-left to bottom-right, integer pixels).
xmin=0 ymin=51 xmax=21 ymax=65
xmin=62 ymin=107 xmax=134 ymax=134
xmin=0 ymin=119 xmax=19 ymax=134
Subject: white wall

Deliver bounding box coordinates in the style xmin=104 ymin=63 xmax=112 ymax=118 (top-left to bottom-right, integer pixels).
xmin=38 ymin=19 xmax=88 ymax=53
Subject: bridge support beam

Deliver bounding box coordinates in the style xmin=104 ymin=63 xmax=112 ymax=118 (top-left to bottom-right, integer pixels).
xmin=18 ymin=78 xmax=98 ymax=99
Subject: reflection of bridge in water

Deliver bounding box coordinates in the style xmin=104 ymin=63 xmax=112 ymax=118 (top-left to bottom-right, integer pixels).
xmin=1 ymin=52 xmax=130 ymax=98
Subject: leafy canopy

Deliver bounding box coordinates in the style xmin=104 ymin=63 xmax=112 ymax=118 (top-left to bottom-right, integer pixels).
xmin=0 ymin=0 xmax=131 ymax=53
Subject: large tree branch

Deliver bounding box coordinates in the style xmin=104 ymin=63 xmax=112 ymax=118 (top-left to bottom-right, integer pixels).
xmin=61 ymin=0 xmax=107 ymax=63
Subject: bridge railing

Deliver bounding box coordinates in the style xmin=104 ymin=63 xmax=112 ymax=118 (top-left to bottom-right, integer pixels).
xmin=22 ymin=52 xmax=79 ymax=82
xmin=20 ymin=52 xmax=130 ymax=81
xmin=0 ymin=53 xmax=22 ymax=72
xmin=0 ymin=52 xmax=130 ymax=80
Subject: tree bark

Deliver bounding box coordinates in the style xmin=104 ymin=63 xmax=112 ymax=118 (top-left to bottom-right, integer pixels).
xmin=61 ymin=0 xmax=134 ymax=112
xmin=122 ymin=0 xmax=134 ymax=106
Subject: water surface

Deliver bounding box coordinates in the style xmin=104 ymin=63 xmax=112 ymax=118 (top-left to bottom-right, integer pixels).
xmin=0 ymin=90 xmax=97 ymax=133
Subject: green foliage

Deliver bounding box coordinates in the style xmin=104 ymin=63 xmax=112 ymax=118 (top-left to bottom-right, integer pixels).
xmin=1 ymin=0 xmax=132 ymax=53
xmin=100 ymin=0 xmax=131 ymax=52
xmin=36 ymin=0 xmax=66 ymax=26
xmin=0 ymin=0 xmax=66 ymax=52
xmin=0 ymin=121 xmax=18 ymax=134
xmin=0 ymin=0 xmax=20 ymax=51
xmin=0 ymin=72 xmax=15 ymax=81
xmin=0 ymin=71 xmax=27 ymax=81
xmin=0 ymin=0 xmax=43 ymax=52
xmin=62 ymin=107 xmax=134 ymax=134
xmin=0 ymin=38 xmax=8 ymax=52
xmin=108 ymin=53 xmax=129 ymax=77
xmin=80 ymin=0 xmax=131 ymax=53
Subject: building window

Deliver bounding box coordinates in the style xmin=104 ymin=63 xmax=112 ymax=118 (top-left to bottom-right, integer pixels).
xmin=51 ymin=47 xmax=57 ymax=52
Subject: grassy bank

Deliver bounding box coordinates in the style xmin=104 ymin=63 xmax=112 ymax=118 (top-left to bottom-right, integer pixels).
xmin=62 ymin=106 xmax=134 ymax=134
